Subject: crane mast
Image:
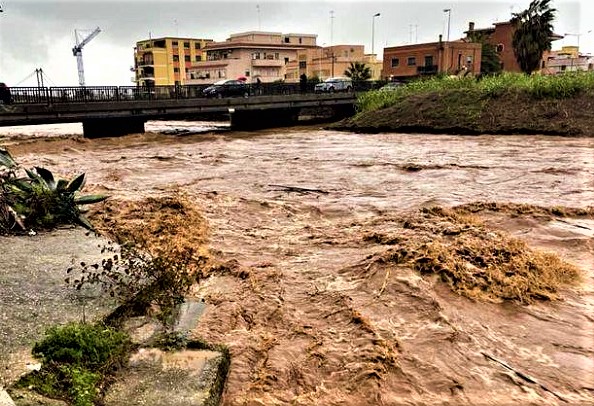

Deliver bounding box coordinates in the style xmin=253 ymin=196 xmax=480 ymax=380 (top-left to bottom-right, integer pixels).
xmin=72 ymin=27 xmax=101 ymax=86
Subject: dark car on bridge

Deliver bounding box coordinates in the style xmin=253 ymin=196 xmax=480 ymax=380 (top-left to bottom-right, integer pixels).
xmin=203 ymin=79 xmax=250 ymax=98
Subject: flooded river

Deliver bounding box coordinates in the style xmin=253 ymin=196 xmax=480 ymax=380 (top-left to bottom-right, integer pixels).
xmin=2 ymin=122 xmax=593 ymax=405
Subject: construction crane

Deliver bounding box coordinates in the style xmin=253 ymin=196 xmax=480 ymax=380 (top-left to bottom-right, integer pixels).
xmin=72 ymin=27 xmax=101 ymax=86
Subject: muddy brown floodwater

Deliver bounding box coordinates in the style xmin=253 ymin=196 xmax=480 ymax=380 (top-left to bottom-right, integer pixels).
xmin=4 ymin=127 xmax=594 ymax=405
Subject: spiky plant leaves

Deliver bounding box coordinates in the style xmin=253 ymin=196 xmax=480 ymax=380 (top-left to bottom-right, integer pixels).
xmin=76 ymin=214 xmax=95 ymax=231
xmin=34 ymin=167 xmax=56 ymax=190
xmin=74 ymin=195 xmax=107 ymax=205
xmin=56 ymin=179 xmax=69 ymax=191
xmin=0 ymin=149 xmax=17 ymax=169
xmin=66 ymin=173 xmax=86 ymax=193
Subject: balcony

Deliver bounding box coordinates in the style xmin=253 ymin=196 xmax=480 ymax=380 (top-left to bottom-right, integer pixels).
xmin=417 ymin=65 xmax=438 ymax=75
xmin=251 ymin=59 xmax=283 ymax=67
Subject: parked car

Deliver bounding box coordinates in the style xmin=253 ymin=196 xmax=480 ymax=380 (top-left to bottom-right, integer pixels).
xmin=314 ymin=77 xmax=353 ymax=93
xmin=379 ymin=81 xmax=405 ymax=91
xmin=0 ymin=83 xmax=12 ymax=104
xmin=203 ymin=79 xmax=249 ymax=98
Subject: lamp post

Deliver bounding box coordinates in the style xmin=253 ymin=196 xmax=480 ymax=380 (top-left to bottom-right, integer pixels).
xmin=443 ymin=8 xmax=451 ymax=42
xmin=372 ymin=13 xmax=380 ymax=56
xmin=330 ymin=10 xmax=335 ymax=77
xmin=564 ymin=30 xmax=592 ymax=49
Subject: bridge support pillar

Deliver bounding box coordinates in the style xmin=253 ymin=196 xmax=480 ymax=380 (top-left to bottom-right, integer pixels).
xmin=230 ymin=108 xmax=300 ymax=131
xmin=82 ymin=117 xmax=146 ymax=138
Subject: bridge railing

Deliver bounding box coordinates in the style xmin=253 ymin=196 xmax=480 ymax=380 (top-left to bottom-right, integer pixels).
xmin=6 ymin=81 xmax=387 ymax=105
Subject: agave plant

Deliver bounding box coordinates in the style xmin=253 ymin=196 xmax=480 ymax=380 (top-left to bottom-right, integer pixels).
xmin=0 ymin=148 xmax=107 ymax=233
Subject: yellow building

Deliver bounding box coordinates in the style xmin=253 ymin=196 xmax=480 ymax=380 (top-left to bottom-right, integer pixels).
xmin=285 ymin=45 xmax=383 ymax=82
xmin=134 ymin=37 xmax=213 ymax=86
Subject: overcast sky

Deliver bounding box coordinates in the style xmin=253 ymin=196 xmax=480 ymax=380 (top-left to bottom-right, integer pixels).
xmin=0 ymin=0 xmax=586 ymax=87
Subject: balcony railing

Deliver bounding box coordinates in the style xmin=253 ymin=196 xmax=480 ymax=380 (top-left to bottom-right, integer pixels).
xmin=251 ymin=59 xmax=283 ymax=67
xmin=417 ymin=65 xmax=439 ymax=75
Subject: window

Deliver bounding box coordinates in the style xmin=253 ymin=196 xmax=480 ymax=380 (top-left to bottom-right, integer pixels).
xmin=425 ymin=55 xmax=434 ymax=66
xmin=184 ymin=42 xmax=190 ymax=48
xmin=195 ymin=55 xmax=201 ymax=62
xmin=195 ymin=42 xmax=201 ymax=50
xmin=174 ymin=67 xmax=179 ymax=73
xmin=173 ymin=55 xmax=179 ymax=62
xmin=184 ymin=55 xmax=190 ymax=62
xmin=391 ymin=58 xmax=400 ymax=67
xmin=407 ymin=57 xmax=416 ymax=66
xmin=172 ymin=41 xmax=178 ymax=47
xmin=252 ymin=52 xmax=261 ymax=60
xmin=284 ymin=57 xmax=289 ymax=64
xmin=299 ymin=37 xmax=302 ymax=44
xmin=284 ymin=36 xmax=290 ymax=43
xmin=245 ymin=70 xmax=250 ymax=77
xmin=275 ymin=52 xmax=279 ymax=60
xmin=299 ymin=61 xmax=307 ymax=69
xmin=496 ymin=44 xmax=504 ymax=53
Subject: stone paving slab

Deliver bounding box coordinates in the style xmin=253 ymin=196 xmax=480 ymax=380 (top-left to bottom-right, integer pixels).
xmin=103 ymin=348 xmax=228 ymax=406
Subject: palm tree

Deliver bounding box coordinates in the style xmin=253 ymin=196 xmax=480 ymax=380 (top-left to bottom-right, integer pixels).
xmin=344 ymin=62 xmax=372 ymax=83
xmin=511 ymin=0 xmax=556 ymax=74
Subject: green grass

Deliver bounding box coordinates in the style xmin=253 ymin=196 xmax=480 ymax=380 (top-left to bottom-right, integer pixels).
xmin=357 ymin=71 xmax=594 ymax=114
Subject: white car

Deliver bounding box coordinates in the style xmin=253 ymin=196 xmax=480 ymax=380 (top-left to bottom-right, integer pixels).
xmin=315 ymin=77 xmax=353 ymax=93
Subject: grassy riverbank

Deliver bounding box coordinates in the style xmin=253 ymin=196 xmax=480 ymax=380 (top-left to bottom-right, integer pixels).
xmin=335 ymin=72 xmax=594 ymax=135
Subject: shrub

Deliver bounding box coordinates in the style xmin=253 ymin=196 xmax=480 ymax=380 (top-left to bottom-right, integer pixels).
xmin=19 ymin=322 xmax=131 ymax=406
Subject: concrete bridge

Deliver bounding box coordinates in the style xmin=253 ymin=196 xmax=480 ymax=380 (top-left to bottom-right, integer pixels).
xmin=0 ymin=84 xmax=361 ymax=137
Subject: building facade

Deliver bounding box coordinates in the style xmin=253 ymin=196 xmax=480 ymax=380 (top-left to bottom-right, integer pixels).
xmin=185 ymin=31 xmax=318 ymax=84
xmin=465 ymin=21 xmax=563 ymax=73
xmin=541 ymin=46 xmax=594 ymax=74
xmin=285 ymin=45 xmax=383 ymax=81
xmin=134 ymin=37 xmax=213 ymax=86
xmin=382 ymin=37 xmax=482 ymax=79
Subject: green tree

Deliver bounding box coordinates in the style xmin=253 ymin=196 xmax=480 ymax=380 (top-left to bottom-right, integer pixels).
xmin=511 ymin=0 xmax=556 ymax=74
xmin=467 ymin=32 xmax=502 ymax=75
xmin=344 ymin=62 xmax=372 ymax=83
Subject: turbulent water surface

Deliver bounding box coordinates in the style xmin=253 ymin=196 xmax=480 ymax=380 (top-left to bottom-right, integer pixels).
xmin=2 ymin=122 xmax=593 ymax=405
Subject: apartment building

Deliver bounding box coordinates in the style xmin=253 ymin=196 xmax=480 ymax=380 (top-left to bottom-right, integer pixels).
xmin=185 ymin=31 xmax=318 ymax=84
xmin=134 ymin=37 xmax=213 ymax=86
xmin=382 ymin=37 xmax=482 ymax=79
xmin=541 ymin=46 xmax=594 ymax=74
xmin=285 ymin=45 xmax=383 ymax=81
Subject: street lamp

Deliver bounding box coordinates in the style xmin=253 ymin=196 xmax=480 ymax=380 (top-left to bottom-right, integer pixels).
xmin=372 ymin=13 xmax=380 ymax=56
xmin=443 ymin=8 xmax=451 ymax=42
xmin=564 ymin=30 xmax=592 ymax=49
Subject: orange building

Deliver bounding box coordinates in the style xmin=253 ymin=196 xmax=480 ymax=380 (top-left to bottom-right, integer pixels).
xmin=382 ymin=36 xmax=482 ymax=79
xmin=286 ymin=45 xmax=383 ymax=81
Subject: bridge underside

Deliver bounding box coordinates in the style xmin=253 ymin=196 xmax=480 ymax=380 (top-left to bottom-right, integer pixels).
xmin=0 ymin=93 xmax=357 ymax=138
xmin=230 ymin=105 xmax=356 ymax=131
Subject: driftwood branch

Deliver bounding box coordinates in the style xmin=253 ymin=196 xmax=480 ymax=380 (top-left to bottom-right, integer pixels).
xmin=481 ymin=352 xmax=568 ymax=403
xmin=268 ymin=184 xmax=329 ymax=195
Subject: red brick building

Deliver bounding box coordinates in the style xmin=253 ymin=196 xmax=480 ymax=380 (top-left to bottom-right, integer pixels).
xmin=465 ymin=21 xmax=520 ymax=72
xmin=465 ymin=20 xmax=563 ymax=73
xmin=382 ymin=36 xmax=482 ymax=80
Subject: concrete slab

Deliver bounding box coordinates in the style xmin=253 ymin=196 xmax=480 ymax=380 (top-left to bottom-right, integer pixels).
xmin=0 ymin=228 xmax=115 ymax=386
xmin=103 ymin=347 xmax=229 ymax=406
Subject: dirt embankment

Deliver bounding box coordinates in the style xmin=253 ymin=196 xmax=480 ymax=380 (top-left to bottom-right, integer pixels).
xmin=334 ymin=91 xmax=594 ymax=136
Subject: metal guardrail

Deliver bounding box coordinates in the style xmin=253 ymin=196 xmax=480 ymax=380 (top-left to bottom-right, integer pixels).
xmin=6 ymin=81 xmax=387 ymax=106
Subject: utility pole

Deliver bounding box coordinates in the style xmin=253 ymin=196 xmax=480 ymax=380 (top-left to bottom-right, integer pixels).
xmin=257 ymin=4 xmax=261 ymax=30
xmin=35 ymin=68 xmax=44 ymax=88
